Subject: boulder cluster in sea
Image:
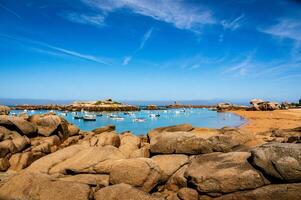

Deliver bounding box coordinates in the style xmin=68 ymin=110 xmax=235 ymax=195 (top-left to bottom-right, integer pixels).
xmin=0 ymin=111 xmax=300 ymax=199
xmin=14 ymin=99 xmax=140 ymax=112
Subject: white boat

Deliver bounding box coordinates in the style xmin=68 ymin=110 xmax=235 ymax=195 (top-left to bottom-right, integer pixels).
xmin=149 ymin=114 xmax=160 ymax=118
xmin=11 ymin=112 xmax=17 ymax=116
xmin=23 ymin=109 xmax=28 ymax=112
xmin=149 ymin=114 xmax=156 ymax=118
xmin=175 ymin=110 xmax=180 ymax=114
xmin=59 ymin=113 xmax=67 ymax=117
xmin=73 ymin=113 xmax=83 ymax=119
xmin=109 ymin=114 xmax=118 ymax=118
xmin=133 ymin=118 xmax=146 ymax=122
xmin=83 ymin=114 xmax=96 ymax=121
xmin=112 ymin=117 xmax=124 ymax=121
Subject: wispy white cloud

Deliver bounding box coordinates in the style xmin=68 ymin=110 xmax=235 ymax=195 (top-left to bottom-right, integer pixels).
xmin=0 ymin=3 xmax=22 ymax=20
xmin=160 ymin=53 xmax=227 ymax=71
xmin=260 ymin=18 xmax=301 ymax=41
xmin=221 ymin=14 xmax=245 ymax=31
xmin=223 ymin=48 xmax=301 ymax=79
xmin=224 ymin=53 xmax=252 ymax=76
xmin=189 ymin=64 xmax=201 ymax=70
xmin=219 ymin=14 xmax=245 ymax=42
xmin=139 ymin=27 xmax=153 ymax=50
xmin=0 ymin=34 xmax=109 ymax=65
xmin=123 ymin=56 xmax=132 ymax=65
xmin=60 ymin=12 xmax=106 ymax=27
xmin=123 ymin=27 xmax=154 ymax=65
xmin=82 ymin=0 xmax=216 ymax=33
xmin=44 ymin=44 xmax=108 ymax=64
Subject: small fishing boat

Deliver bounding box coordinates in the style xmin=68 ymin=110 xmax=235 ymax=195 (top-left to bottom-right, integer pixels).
xmin=149 ymin=114 xmax=156 ymax=118
xmin=133 ymin=118 xmax=146 ymax=122
xmin=96 ymin=113 xmax=103 ymax=117
xmin=59 ymin=112 xmax=67 ymax=116
xmin=73 ymin=113 xmax=83 ymax=119
xmin=112 ymin=117 xmax=124 ymax=121
xmin=11 ymin=112 xmax=17 ymax=116
xmin=175 ymin=110 xmax=180 ymax=114
xmin=109 ymin=114 xmax=118 ymax=118
xmin=83 ymin=114 xmax=96 ymax=121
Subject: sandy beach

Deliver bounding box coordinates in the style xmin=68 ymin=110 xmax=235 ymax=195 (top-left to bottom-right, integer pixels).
xmin=231 ymin=109 xmax=301 ymax=134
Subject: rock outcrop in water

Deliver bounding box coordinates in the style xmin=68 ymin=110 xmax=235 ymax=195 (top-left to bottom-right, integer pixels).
xmin=0 ymin=116 xmax=300 ymax=200
xmin=14 ymin=99 xmax=140 ymax=112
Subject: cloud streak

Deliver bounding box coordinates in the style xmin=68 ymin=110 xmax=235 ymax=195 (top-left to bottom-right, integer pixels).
xmin=82 ymin=0 xmax=215 ymax=33
xmin=221 ymin=14 xmax=245 ymax=31
xmin=0 ymin=34 xmax=109 ymax=65
xmin=60 ymin=12 xmax=106 ymax=27
xmin=260 ymin=18 xmax=301 ymax=41
xmin=0 ymin=3 xmax=22 ymax=20
xmin=123 ymin=27 xmax=154 ymax=65
xmin=222 ymin=49 xmax=301 ymax=80
xmin=139 ymin=27 xmax=153 ymax=50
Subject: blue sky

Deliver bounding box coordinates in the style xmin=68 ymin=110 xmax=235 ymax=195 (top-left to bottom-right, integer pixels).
xmin=0 ymin=0 xmax=300 ymax=102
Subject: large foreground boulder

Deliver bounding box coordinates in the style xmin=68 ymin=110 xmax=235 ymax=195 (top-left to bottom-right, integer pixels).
xmin=0 ymin=105 xmax=10 ymax=115
xmin=0 ymin=136 xmax=30 ymax=160
xmin=0 ymin=115 xmax=37 ymax=136
xmin=109 ymin=158 xmax=161 ymax=192
xmin=94 ymin=183 xmax=161 ymax=200
xmin=148 ymin=125 xmax=252 ymax=154
xmin=0 ymin=172 xmax=91 ymax=200
xmin=28 ymin=114 xmax=68 ymax=138
xmin=211 ymin=183 xmax=301 ymax=200
xmin=177 ymin=187 xmax=198 ymax=200
xmin=148 ymin=125 xmax=215 ymax=154
xmin=0 ymin=126 xmax=20 ymax=141
xmin=151 ymin=154 xmax=188 ymax=182
xmin=165 ymin=164 xmax=188 ymax=191
xmin=88 ymin=131 xmax=120 ymax=147
xmin=185 ymin=152 xmax=267 ymax=195
xmin=271 ymin=127 xmax=301 ymax=143
xmin=250 ymin=142 xmax=301 ymax=182
xmin=59 ymin=174 xmax=109 ymax=187
xmin=119 ymin=132 xmax=141 ymax=158
xmin=92 ymin=125 xmax=116 ymax=134
xmin=27 ymin=145 xmax=125 ymax=175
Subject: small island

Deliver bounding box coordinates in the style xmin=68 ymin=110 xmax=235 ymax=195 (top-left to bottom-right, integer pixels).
xmin=14 ymin=99 xmax=140 ymax=112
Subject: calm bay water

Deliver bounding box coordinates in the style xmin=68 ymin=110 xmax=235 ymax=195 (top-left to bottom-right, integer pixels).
xmin=10 ymin=108 xmax=246 ymax=135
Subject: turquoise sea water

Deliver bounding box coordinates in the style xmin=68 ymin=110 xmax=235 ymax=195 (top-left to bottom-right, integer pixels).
xmin=10 ymin=109 xmax=246 ymax=135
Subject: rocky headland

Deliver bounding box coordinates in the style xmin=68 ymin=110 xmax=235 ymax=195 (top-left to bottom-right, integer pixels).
xmin=0 ymin=107 xmax=300 ymax=200
xmin=13 ymin=99 xmax=140 ymax=112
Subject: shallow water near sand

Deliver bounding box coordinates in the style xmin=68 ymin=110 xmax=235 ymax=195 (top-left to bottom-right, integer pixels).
xmin=10 ymin=108 xmax=246 ymax=135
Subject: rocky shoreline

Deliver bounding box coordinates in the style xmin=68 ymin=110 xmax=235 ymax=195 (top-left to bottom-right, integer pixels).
xmin=0 ymin=109 xmax=300 ymax=199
